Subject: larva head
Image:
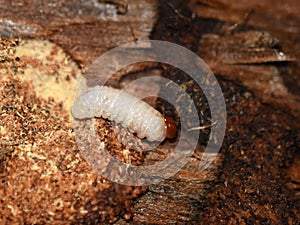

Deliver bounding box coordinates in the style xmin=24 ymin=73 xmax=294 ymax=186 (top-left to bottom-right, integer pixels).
xmin=164 ymin=116 xmax=177 ymax=139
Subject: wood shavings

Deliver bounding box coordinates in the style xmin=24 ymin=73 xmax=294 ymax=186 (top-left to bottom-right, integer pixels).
xmin=0 ymin=37 xmax=147 ymax=224
xmin=13 ymin=39 xmax=80 ymax=119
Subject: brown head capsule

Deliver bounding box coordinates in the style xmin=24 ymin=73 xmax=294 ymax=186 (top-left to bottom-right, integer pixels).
xmin=164 ymin=116 xmax=177 ymax=139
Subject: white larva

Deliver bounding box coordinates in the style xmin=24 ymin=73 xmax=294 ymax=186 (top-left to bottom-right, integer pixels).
xmin=72 ymin=85 xmax=167 ymax=141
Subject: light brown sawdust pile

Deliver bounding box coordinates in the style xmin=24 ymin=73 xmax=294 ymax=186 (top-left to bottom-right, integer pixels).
xmin=0 ymin=38 xmax=146 ymax=224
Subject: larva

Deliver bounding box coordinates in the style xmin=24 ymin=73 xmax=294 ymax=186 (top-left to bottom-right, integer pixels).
xmin=72 ymin=85 xmax=177 ymax=142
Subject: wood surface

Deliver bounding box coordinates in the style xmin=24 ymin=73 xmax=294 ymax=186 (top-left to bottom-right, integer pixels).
xmin=0 ymin=0 xmax=299 ymax=224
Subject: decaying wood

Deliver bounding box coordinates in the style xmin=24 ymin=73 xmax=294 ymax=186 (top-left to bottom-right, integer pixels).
xmin=0 ymin=1 xmax=159 ymax=223
xmin=0 ymin=0 xmax=157 ymax=68
xmin=1 ymin=0 xmax=300 ymax=224
xmin=0 ymin=37 xmax=149 ymax=224
xmin=199 ymin=31 xmax=295 ymax=64
xmin=116 ymin=0 xmax=300 ymax=224
xmin=199 ymin=30 xmax=300 ymax=118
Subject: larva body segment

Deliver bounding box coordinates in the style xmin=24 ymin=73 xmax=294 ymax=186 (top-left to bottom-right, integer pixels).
xmin=72 ymin=86 xmax=166 ymax=141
